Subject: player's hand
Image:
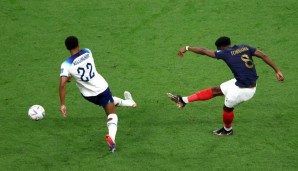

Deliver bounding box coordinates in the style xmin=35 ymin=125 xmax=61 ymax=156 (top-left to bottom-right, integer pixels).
xmin=276 ymin=71 xmax=284 ymax=81
xmin=178 ymin=47 xmax=187 ymax=58
xmin=60 ymin=105 xmax=67 ymax=117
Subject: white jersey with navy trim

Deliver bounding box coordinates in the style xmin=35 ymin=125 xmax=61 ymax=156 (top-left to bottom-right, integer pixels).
xmin=60 ymin=48 xmax=108 ymax=97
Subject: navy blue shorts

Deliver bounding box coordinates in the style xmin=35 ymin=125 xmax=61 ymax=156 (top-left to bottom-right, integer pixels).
xmin=82 ymin=88 xmax=114 ymax=107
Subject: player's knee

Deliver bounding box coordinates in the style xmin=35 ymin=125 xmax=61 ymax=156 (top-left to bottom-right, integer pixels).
xmin=223 ymin=105 xmax=234 ymax=112
xmin=212 ymin=86 xmax=223 ymax=96
xmin=103 ymin=103 xmax=117 ymax=115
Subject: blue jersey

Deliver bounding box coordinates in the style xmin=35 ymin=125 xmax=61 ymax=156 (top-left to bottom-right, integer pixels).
xmin=215 ymin=45 xmax=258 ymax=88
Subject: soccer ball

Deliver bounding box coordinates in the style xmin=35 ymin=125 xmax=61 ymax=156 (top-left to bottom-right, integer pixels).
xmin=28 ymin=105 xmax=45 ymax=121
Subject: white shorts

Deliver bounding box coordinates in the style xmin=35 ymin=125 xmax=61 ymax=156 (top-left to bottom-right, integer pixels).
xmin=220 ymin=78 xmax=256 ymax=108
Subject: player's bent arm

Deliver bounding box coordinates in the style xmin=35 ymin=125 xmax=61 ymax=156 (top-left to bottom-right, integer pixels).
xmin=254 ymin=50 xmax=284 ymax=81
xmin=59 ymin=76 xmax=68 ymax=117
xmin=188 ymin=47 xmax=216 ymax=58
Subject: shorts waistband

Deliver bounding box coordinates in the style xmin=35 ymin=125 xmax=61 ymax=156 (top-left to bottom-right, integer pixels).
xmin=244 ymin=83 xmax=256 ymax=88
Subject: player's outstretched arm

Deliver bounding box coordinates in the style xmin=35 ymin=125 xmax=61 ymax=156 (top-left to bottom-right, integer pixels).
xmin=59 ymin=76 xmax=69 ymax=117
xmin=254 ymin=50 xmax=284 ymax=81
xmin=178 ymin=46 xmax=216 ymax=58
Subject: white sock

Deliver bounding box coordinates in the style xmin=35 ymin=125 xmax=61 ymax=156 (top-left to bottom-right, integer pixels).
xmin=113 ymin=96 xmax=122 ymax=106
xmin=107 ymin=114 xmax=118 ymax=142
xmin=224 ymin=126 xmax=232 ymax=131
xmin=182 ymin=97 xmax=189 ymax=103
xmin=113 ymin=96 xmax=134 ymax=107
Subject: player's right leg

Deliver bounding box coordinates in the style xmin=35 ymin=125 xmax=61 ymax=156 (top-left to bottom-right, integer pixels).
xmin=216 ymin=82 xmax=248 ymax=136
xmin=213 ymin=79 xmax=256 ymax=136
xmin=212 ymin=79 xmax=237 ymax=136
xmin=113 ymin=91 xmax=137 ymax=108
xmin=124 ymin=91 xmax=137 ymax=108
xmin=213 ymin=105 xmax=234 ymax=136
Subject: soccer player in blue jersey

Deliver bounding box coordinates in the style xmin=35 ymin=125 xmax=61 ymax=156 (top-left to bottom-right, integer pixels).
xmin=167 ymin=36 xmax=284 ymax=136
xmin=59 ymin=36 xmax=136 ymax=152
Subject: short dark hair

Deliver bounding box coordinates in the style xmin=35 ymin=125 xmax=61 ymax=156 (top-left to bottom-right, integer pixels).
xmin=215 ymin=36 xmax=231 ymax=47
xmin=65 ymin=36 xmax=79 ymax=50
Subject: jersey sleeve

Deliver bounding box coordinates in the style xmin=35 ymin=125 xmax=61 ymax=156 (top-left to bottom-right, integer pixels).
xmin=247 ymin=45 xmax=257 ymax=55
xmin=60 ymin=62 xmax=70 ymax=77
xmin=214 ymin=50 xmax=226 ymax=60
xmin=83 ymin=48 xmax=92 ymax=55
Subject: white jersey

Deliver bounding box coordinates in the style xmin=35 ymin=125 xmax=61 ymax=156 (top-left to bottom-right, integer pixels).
xmin=60 ymin=48 xmax=108 ymax=97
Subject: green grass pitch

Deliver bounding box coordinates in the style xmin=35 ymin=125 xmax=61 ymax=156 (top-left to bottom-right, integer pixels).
xmin=1 ymin=0 xmax=298 ymax=170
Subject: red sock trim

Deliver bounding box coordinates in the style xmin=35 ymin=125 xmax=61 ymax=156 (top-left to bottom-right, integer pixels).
xmin=187 ymin=88 xmax=214 ymax=102
xmin=223 ymin=110 xmax=234 ymax=128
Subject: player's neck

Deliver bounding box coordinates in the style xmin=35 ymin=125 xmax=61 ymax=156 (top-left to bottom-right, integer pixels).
xmin=70 ymin=47 xmax=80 ymax=55
xmin=221 ymin=45 xmax=232 ymax=50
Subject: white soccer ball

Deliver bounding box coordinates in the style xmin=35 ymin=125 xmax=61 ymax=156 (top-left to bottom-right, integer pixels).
xmin=28 ymin=105 xmax=45 ymax=121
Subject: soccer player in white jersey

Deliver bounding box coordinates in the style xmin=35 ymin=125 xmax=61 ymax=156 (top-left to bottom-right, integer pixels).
xmin=59 ymin=36 xmax=136 ymax=152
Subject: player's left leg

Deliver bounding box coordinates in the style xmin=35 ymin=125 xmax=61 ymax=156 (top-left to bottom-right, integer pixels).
xmin=82 ymin=88 xmax=119 ymax=152
xmin=103 ymin=103 xmax=118 ymax=152
xmin=183 ymin=86 xmax=222 ymax=103
xmin=99 ymin=87 xmax=118 ymax=153
xmin=167 ymin=86 xmax=223 ymax=108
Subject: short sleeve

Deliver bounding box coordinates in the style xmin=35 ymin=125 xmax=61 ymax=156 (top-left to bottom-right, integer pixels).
xmin=60 ymin=62 xmax=70 ymax=77
xmin=83 ymin=48 xmax=92 ymax=54
xmin=215 ymin=50 xmax=226 ymax=60
xmin=247 ymin=45 xmax=257 ymax=55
